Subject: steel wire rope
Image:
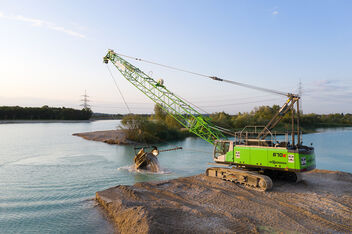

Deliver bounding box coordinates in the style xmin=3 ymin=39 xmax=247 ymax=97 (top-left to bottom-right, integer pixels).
xmin=117 ymin=53 xmax=290 ymax=97
xmin=106 ymin=54 xmax=231 ymax=149
xmin=199 ymin=98 xmax=282 ymax=108
xmin=131 ymin=132 xmax=183 ymax=156
xmin=138 ymin=132 xmax=214 ymax=155
xmin=173 ymin=93 xmax=210 ymax=115
xmin=94 ymin=96 xmax=280 ymax=111
xmin=190 ymin=94 xmax=276 ymax=103
xmin=106 ymin=64 xmax=131 ymax=114
xmin=181 ymin=148 xmax=213 ymax=154
xmin=114 ymin=53 xmax=293 ymax=137
xmin=189 ymin=82 xmax=299 ymax=102
xmin=170 ymin=92 xmax=238 ymax=135
xmin=174 ymin=94 xmax=237 ymax=136
xmin=171 ymin=91 xmax=238 ymax=136
xmin=116 ymin=53 xmax=293 ymax=110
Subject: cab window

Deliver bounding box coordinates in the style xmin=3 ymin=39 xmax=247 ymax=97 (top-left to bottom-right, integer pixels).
xmin=215 ymin=142 xmax=230 ymax=158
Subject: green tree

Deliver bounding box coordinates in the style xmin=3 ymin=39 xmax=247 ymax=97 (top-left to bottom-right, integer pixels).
xmin=121 ymin=114 xmax=185 ymax=143
xmin=152 ymin=104 xmax=167 ymax=121
xmin=210 ymin=112 xmax=233 ymax=129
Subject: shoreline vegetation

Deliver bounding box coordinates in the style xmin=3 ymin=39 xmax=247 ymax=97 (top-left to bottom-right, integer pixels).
xmin=209 ymin=105 xmax=352 ymax=133
xmin=3 ymin=105 xmax=352 ymax=144
xmin=120 ymin=105 xmax=192 ymax=144
xmin=0 ymin=106 xmax=92 ymax=120
xmin=119 ymin=104 xmax=352 ymax=144
xmin=0 ymin=119 xmax=93 ymax=124
xmin=73 ymin=104 xmax=352 ymax=145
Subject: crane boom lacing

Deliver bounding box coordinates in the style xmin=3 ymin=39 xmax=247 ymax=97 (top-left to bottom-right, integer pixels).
xmin=104 ymin=49 xmax=225 ymax=144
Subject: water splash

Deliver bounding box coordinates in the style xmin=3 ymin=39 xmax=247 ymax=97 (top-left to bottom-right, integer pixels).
xmin=117 ymin=164 xmax=171 ymax=175
xmin=145 ymin=154 xmax=160 ymax=172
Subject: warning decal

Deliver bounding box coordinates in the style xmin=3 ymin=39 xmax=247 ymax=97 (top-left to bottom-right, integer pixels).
xmin=235 ymin=151 xmax=240 ymax=158
xmin=288 ymin=154 xmax=294 ymax=163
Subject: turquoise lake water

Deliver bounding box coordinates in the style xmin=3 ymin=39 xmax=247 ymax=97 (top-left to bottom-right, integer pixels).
xmin=0 ymin=120 xmax=351 ymax=233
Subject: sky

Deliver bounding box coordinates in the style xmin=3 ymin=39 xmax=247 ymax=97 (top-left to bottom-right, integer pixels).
xmin=0 ymin=0 xmax=351 ymax=114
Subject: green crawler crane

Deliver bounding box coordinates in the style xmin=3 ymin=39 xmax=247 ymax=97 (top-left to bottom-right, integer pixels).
xmin=103 ymin=49 xmax=316 ymax=191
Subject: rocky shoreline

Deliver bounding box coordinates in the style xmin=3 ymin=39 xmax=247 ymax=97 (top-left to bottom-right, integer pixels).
xmin=96 ymin=169 xmax=352 ymax=233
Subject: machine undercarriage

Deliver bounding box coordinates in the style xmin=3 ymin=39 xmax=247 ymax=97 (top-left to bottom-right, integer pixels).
xmin=206 ymin=166 xmax=302 ymax=191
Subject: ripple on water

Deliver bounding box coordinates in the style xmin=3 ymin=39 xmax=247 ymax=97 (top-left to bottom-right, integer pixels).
xmin=0 ymin=121 xmax=351 ymax=233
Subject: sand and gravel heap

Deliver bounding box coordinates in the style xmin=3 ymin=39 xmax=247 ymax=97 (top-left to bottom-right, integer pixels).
xmin=96 ymin=169 xmax=352 ymax=233
xmin=73 ymin=130 xmax=133 ymax=145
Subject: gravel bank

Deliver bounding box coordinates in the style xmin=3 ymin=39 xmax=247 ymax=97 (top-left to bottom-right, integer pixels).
xmin=73 ymin=130 xmax=134 ymax=145
xmin=96 ymin=169 xmax=352 ymax=233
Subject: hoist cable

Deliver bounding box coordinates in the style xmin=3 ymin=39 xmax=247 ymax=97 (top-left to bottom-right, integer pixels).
xmin=116 ymin=53 xmax=290 ymax=97
xmin=106 ymin=64 xmax=131 ymax=113
xmin=174 ymin=93 xmax=211 ymax=115
xmin=117 ymin=53 xmax=210 ymax=78
xmin=199 ymin=98 xmax=281 ymax=108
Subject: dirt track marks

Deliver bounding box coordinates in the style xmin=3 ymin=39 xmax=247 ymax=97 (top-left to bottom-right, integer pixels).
xmin=97 ymin=169 xmax=352 ymax=233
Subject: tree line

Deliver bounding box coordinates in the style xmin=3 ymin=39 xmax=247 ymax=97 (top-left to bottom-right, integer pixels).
xmin=210 ymin=105 xmax=352 ymax=131
xmin=121 ymin=104 xmax=352 ymax=143
xmin=0 ymin=106 xmax=92 ymax=120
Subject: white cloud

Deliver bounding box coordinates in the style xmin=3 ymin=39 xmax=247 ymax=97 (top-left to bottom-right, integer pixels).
xmin=272 ymin=10 xmax=279 ymax=15
xmin=0 ymin=12 xmax=86 ymax=39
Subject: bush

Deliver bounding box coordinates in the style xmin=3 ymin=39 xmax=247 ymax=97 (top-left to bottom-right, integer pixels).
xmin=121 ymin=114 xmax=186 ymax=143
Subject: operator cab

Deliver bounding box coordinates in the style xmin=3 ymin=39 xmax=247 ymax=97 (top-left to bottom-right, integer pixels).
xmin=213 ymin=140 xmax=233 ymax=162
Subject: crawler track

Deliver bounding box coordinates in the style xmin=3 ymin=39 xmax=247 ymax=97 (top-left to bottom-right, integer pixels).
xmin=206 ymin=167 xmax=273 ymax=191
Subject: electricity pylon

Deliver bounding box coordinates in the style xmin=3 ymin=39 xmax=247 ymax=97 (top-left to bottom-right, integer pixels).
xmin=80 ymin=90 xmax=91 ymax=110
